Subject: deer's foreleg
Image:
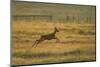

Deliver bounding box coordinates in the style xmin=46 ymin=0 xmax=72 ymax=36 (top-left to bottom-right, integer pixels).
xmin=55 ymin=37 xmax=59 ymax=42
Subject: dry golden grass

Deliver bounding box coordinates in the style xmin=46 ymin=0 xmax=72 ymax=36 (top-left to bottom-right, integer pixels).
xmin=12 ymin=20 xmax=96 ymax=65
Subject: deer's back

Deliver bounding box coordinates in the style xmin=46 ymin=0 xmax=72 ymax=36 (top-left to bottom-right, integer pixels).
xmin=41 ymin=34 xmax=55 ymax=40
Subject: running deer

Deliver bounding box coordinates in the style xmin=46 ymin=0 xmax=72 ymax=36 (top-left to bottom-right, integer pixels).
xmin=32 ymin=27 xmax=59 ymax=47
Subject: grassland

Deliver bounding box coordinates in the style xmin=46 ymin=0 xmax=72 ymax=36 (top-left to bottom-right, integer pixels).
xmin=12 ymin=20 xmax=96 ymax=65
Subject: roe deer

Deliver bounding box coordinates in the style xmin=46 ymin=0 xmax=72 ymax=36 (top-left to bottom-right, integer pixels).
xmin=32 ymin=27 xmax=59 ymax=47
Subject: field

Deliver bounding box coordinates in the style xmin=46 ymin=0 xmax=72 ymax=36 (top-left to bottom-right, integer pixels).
xmin=12 ymin=20 xmax=96 ymax=65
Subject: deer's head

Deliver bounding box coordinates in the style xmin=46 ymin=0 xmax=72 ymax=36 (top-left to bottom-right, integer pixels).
xmin=55 ymin=27 xmax=59 ymax=32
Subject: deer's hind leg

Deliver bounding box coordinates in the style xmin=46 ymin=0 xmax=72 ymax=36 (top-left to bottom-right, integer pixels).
xmin=35 ymin=39 xmax=43 ymax=47
xmin=32 ymin=39 xmax=43 ymax=47
xmin=32 ymin=40 xmax=38 ymax=47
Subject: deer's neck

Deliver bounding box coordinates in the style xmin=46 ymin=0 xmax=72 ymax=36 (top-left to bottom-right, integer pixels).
xmin=52 ymin=31 xmax=56 ymax=35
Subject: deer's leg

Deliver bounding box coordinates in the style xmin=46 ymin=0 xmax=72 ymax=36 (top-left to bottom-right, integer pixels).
xmin=35 ymin=39 xmax=43 ymax=47
xmin=32 ymin=40 xmax=38 ymax=47
xmin=55 ymin=37 xmax=59 ymax=42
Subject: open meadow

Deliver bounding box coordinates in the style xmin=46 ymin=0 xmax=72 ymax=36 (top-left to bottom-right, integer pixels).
xmin=12 ymin=1 xmax=96 ymax=66
xmin=12 ymin=20 xmax=96 ymax=65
